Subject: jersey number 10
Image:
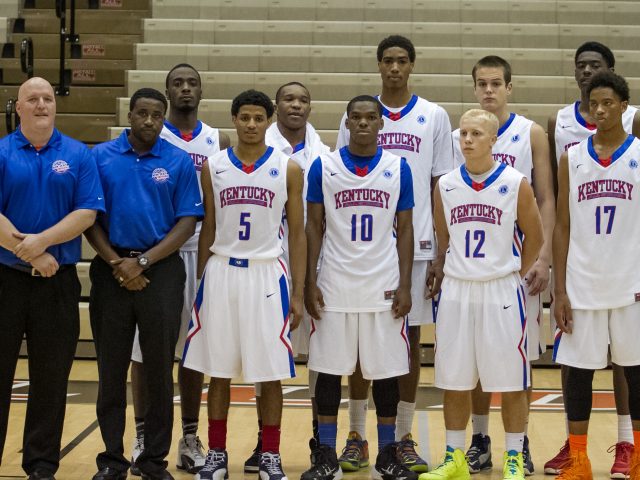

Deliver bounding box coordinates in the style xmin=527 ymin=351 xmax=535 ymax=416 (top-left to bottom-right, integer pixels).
xmin=351 ymin=214 xmax=373 ymax=241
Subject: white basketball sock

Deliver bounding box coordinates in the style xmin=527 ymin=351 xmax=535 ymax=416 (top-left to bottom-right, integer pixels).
xmin=349 ymin=399 xmax=368 ymax=440
xmin=395 ymin=401 xmax=416 ymax=441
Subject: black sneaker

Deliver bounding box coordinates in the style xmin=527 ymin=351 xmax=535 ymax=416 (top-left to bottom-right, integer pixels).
xmin=300 ymin=445 xmax=343 ymax=480
xmin=259 ymin=452 xmax=288 ymax=480
xmin=244 ymin=432 xmax=262 ymax=473
xmin=309 ymin=437 xmax=320 ymax=467
xmin=523 ymin=435 xmax=534 ymax=476
xmin=372 ymin=443 xmax=419 ymax=480
xmin=466 ymin=433 xmax=492 ymax=473
xmin=196 ymin=449 xmax=228 ymax=480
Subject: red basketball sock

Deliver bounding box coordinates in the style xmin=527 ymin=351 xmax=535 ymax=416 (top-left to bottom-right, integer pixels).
xmin=261 ymin=424 xmax=281 ymax=454
xmin=208 ymin=418 xmax=227 ymax=450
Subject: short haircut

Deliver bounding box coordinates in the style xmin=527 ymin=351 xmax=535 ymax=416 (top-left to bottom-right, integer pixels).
xmin=129 ymin=88 xmax=167 ymax=113
xmin=231 ymin=89 xmax=275 ymax=118
xmin=586 ymin=71 xmax=630 ymax=102
xmin=377 ymin=35 xmax=416 ymax=63
xmin=165 ymin=63 xmax=201 ymax=89
xmin=575 ymin=41 xmax=615 ymax=68
xmin=472 ymin=55 xmax=512 ymax=85
xmin=346 ymin=95 xmax=383 ymax=116
xmin=460 ymin=108 xmax=499 ymax=135
xmin=275 ymin=81 xmax=310 ymax=103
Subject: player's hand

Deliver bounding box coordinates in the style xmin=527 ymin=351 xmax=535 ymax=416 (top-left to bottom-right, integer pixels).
xmin=123 ymin=274 xmax=150 ymax=291
xmin=425 ymin=256 xmax=444 ymax=299
xmin=304 ymin=284 xmax=324 ymax=320
xmin=554 ymin=291 xmax=573 ymax=334
xmin=110 ymin=257 xmax=144 ymax=285
xmin=289 ymin=294 xmax=304 ymax=330
xmin=392 ymin=286 xmax=412 ymax=318
xmin=12 ymin=232 xmax=49 ymax=263
xmin=525 ymin=259 xmax=550 ymax=296
xmin=30 ymin=252 xmax=59 ymax=277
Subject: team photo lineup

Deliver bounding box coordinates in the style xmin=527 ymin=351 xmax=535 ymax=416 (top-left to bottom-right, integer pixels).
xmin=2 ymin=30 xmax=640 ymax=480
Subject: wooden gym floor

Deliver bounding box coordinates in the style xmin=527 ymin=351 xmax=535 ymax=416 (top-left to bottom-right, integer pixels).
xmin=2 ymin=360 xmax=621 ymax=479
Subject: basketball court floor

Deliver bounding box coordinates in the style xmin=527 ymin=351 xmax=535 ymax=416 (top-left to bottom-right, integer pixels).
xmin=1 ymin=360 xmax=620 ymax=479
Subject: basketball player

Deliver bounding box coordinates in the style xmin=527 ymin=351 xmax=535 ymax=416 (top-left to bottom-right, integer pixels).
xmin=302 ymin=95 xmax=417 ymax=480
xmin=546 ymin=42 xmax=640 ymax=477
xmin=182 ymin=89 xmax=306 ymax=480
xmin=451 ymin=56 xmax=555 ymax=476
xmin=553 ymin=71 xmax=640 ymax=480
xmin=128 ymin=64 xmax=229 ymax=476
xmin=87 ymin=88 xmax=203 ymax=480
xmin=335 ymin=35 xmax=454 ymax=473
xmin=422 ymin=109 xmax=543 ymax=480
xmin=244 ymin=81 xmax=330 ymax=473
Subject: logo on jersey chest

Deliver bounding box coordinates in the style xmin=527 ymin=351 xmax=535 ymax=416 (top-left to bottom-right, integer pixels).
xmin=189 ymin=152 xmax=208 ymax=171
xmin=151 ymin=167 xmax=170 ymax=183
xmin=378 ymin=132 xmax=422 ymax=153
xmin=450 ymin=203 xmax=503 ymax=225
xmin=577 ymin=179 xmax=634 ymax=202
xmin=334 ymin=188 xmax=391 ymax=209
xmin=220 ymin=186 xmax=276 ymax=208
xmin=51 ymin=159 xmax=70 ymax=174
xmin=493 ymin=152 xmax=516 ymax=167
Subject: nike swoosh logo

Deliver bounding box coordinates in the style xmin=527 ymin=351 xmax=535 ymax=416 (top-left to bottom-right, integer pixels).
xmin=216 ymin=169 xmax=227 ymax=174
xmin=97 ymin=196 xmax=103 ymax=200
xmin=560 ymin=125 xmax=570 ymax=129
xmin=445 ymin=187 xmax=456 ymax=192
xmin=503 ymin=305 xmax=511 ymax=309
xmin=330 ymin=172 xmax=339 ymax=176
xmin=195 ymin=202 xmax=203 ymax=206
xmin=266 ymin=292 xmax=276 ymax=298
xmin=576 ymin=164 xmax=583 ymax=169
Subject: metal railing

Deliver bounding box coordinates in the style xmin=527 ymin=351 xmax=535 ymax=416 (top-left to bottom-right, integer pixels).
xmin=54 ymin=0 xmax=79 ymax=96
xmin=20 ymin=37 xmax=34 ymax=79
xmin=5 ymin=98 xmax=19 ymax=134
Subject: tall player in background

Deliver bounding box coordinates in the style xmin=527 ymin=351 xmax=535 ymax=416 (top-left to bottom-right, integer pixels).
xmin=452 ymin=56 xmax=555 ymax=476
xmin=423 ymin=109 xmax=543 ymax=480
xmin=128 ymin=64 xmax=230 ymax=476
xmin=303 ymin=95 xmax=417 ymax=480
xmin=335 ymin=35 xmax=453 ymax=473
xmin=552 ymin=71 xmax=640 ymax=480
xmin=546 ymin=42 xmax=640 ymax=478
xmin=244 ymin=82 xmax=330 ymax=473
xmin=182 ymin=90 xmax=306 ymax=480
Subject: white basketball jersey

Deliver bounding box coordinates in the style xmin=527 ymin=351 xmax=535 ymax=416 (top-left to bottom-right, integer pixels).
xmin=336 ymin=95 xmax=454 ymax=260
xmin=453 ymin=113 xmax=534 ymax=183
xmin=566 ymin=135 xmax=640 ymax=309
xmin=440 ymin=163 xmax=525 ymax=281
xmin=161 ymin=121 xmax=221 ymax=251
xmin=555 ymin=102 xmax=637 ymax=162
xmin=318 ymin=149 xmax=402 ymax=312
xmin=209 ymin=147 xmax=288 ymax=260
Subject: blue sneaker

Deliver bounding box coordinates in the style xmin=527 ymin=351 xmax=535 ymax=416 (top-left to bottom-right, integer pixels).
xmin=196 ymin=449 xmax=228 ymax=480
xmin=466 ymin=434 xmax=492 ymax=473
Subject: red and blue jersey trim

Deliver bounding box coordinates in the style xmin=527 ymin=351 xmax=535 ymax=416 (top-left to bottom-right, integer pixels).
xmin=497 ymin=113 xmax=516 ymax=137
xmin=516 ymin=282 xmax=529 ymax=390
xmin=587 ymin=134 xmax=634 ymax=168
xmin=339 ymin=145 xmax=383 ymax=176
xmin=574 ymin=102 xmax=597 ymax=131
xmin=181 ymin=270 xmax=206 ymax=362
xmin=377 ymin=94 xmax=418 ymax=121
xmin=460 ymin=162 xmax=507 ymax=191
xmin=228 ymin=146 xmax=274 ymax=173
xmin=277 ymin=268 xmax=296 ymax=378
xmin=292 ymin=141 xmax=306 ymax=154
xmin=164 ymin=119 xmax=203 ymax=142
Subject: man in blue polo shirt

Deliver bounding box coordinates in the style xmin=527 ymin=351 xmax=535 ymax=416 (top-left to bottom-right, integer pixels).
xmin=85 ymin=88 xmax=203 ymax=480
xmin=0 ymin=77 xmax=104 ymax=480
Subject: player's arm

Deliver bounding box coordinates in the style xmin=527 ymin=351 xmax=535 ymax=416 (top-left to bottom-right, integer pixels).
xmin=516 ymin=179 xmax=543 ymax=279
xmin=394 ymin=209 xmax=413 ymax=318
xmin=429 ymin=180 xmax=447 ymax=298
xmin=547 ymin=115 xmax=559 ymax=197
xmin=552 ymin=152 xmax=573 ymax=333
xmin=197 ymin=160 xmax=216 ymax=278
xmin=304 ymin=157 xmax=325 ymax=320
xmin=632 ymin=109 xmax=640 ymax=138
xmin=527 ymin=123 xmax=556 ymax=295
xmin=219 ymin=131 xmax=231 ymax=150
xmin=285 ymin=159 xmax=307 ymax=330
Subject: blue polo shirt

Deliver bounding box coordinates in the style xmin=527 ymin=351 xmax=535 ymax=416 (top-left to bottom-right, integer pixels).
xmin=92 ymin=130 xmax=204 ymax=250
xmin=0 ymin=127 xmax=105 ymax=266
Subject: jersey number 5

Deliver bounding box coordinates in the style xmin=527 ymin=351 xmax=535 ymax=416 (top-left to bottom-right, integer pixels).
xmin=239 ymin=212 xmax=251 ymax=240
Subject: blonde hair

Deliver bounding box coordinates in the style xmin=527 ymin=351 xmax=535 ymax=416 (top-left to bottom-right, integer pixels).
xmin=459 ymin=109 xmax=499 ymax=135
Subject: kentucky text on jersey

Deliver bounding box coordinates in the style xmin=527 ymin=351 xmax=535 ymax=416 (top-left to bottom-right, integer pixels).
xmin=189 ymin=152 xmax=208 ymax=171
xmin=493 ymin=152 xmax=516 ymax=167
xmin=219 ymin=186 xmax=276 ymax=208
xmin=450 ymin=203 xmax=504 ymax=225
xmin=334 ymin=188 xmax=391 ymax=209
xmin=378 ymin=132 xmax=422 ymax=153
xmin=577 ymin=179 xmax=634 ymax=202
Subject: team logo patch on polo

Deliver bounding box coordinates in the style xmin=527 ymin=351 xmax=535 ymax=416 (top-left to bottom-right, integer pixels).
xmin=152 ymin=167 xmax=170 ymax=183
xmin=52 ymin=160 xmax=70 ymax=174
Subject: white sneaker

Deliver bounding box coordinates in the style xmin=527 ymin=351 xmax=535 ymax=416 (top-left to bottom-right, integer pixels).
xmin=130 ymin=435 xmax=144 ymax=476
xmin=177 ymin=434 xmax=207 ymax=473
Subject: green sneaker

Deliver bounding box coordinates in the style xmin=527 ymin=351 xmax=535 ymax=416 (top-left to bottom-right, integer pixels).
xmin=503 ymin=451 xmax=525 ymax=480
xmin=338 ymin=431 xmax=369 ymax=471
xmin=397 ymin=433 xmax=429 ymax=473
xmin=419 ymin=447 xmax=470 ymax=480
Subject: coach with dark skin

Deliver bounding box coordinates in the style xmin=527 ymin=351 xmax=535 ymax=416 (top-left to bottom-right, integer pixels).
xmin=0 ymin=77 xmax=104 ymax=480
xmin=85 ymin=88 xmax=203 ymax=480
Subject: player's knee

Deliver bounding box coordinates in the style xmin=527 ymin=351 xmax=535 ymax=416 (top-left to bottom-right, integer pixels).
xmin=372 ymin=377 xmax=399 ymax=418
xmin=315 ymin=373 xmax=341 ymax=416
xmin=565 ymin=366 xmax=594 ymax=422
xmin=623 ymin=365 xmax=640 ymax=420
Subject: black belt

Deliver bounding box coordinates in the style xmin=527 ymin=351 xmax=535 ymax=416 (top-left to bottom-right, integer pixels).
xmin=4 ymin=263 xmax=73 ymax=277
xmin=112 ymin=246 xmax=145 ymax=258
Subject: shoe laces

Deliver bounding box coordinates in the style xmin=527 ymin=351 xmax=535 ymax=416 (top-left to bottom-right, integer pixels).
xmin=341 ymin=438 xmax=364 ymax=460
xmin=133 ymin=435 xmax=144 ymax=453
xmin=184 ymin=435 xmax=206 ymax=460
xmin=261 ymin=452 xmax=284 ymax=476
xmin=608 ymin=442 xmax=633 ymax=463
xmin=505 ymin=455 xmax=518 ymax=476
xmin=398 ymin=438 xmax=420 ymax=463
xmin=201 ymin=450 xmax=226 ymax=473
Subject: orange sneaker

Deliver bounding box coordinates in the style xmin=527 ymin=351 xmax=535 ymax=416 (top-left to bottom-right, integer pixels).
xmin=555 ymin=451 xmax=592 ymax=480
xmin=630 ymin=449 xmax=640 ymax=480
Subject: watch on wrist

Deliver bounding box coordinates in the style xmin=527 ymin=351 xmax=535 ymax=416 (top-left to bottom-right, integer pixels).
xmin=137 ymin=255 xmax=150 ymax=269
